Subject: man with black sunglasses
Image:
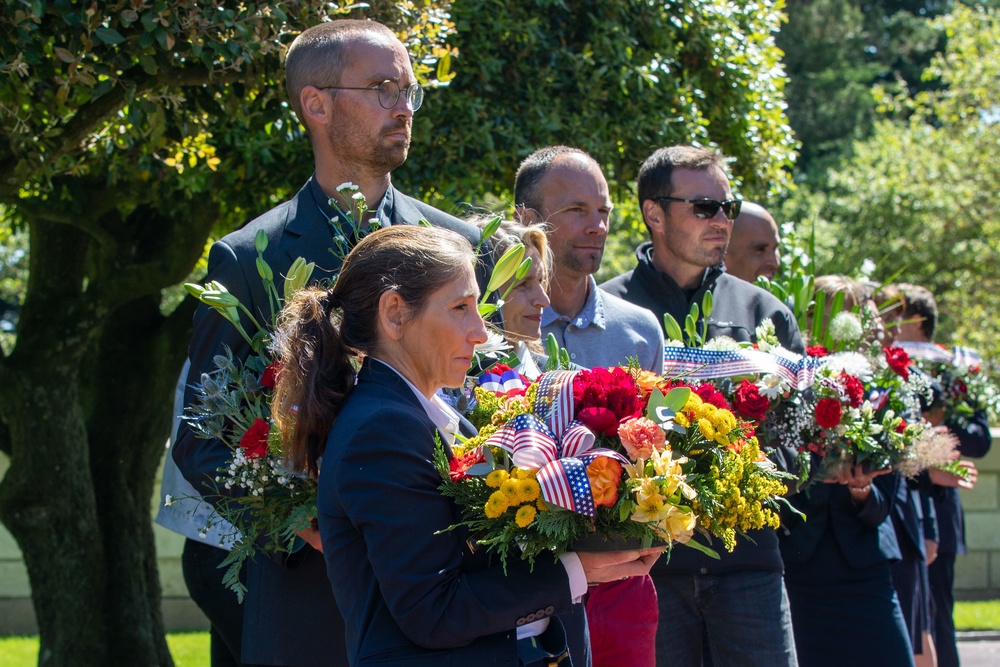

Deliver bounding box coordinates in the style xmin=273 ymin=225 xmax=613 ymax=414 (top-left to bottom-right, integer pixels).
xmin=602 ymin=145 xmax=804 ymax=667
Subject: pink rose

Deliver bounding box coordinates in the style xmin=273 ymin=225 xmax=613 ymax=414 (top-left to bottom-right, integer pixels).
xmin=617 ymin=417 xmax=667 ymax=460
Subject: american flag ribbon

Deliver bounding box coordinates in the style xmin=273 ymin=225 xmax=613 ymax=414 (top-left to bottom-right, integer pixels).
xmin=952 ymin=345 xmax=981 ymax=369
xmin=485 ymin=370 xmax=627 ymax=517
xmin=537 ymin=457 xmax=593 ymax=515
xmin=533 ymin=370 xmax=578 ymax=436
xmin=896 ymin=341 xmax=954 ymax=364
xmin=662 ymin=346 xmax=824 ymax=391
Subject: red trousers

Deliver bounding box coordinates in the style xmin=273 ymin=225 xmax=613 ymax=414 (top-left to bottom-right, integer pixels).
xmin=586 ymin=574 xmax=658 ymax=667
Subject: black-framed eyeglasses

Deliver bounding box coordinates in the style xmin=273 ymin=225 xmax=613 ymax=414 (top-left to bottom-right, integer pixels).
xmin=318 ymin=80 xmax=424 ymax=111
xmin=654 ymin=196 xmax=742 ymax=220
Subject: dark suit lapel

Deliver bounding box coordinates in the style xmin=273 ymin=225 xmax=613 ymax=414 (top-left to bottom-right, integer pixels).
xmin=282 ymin=180 xmax=344 ymax=280
xmin=389 ymin=190 xmax=426 ymax=227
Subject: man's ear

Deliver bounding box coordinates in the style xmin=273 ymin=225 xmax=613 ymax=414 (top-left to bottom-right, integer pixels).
xmin=641 ymin=199 xmax=665 ymax=232
xmin=378 ymin=290 xmax=408 ymax=342
xmin=299 ymin=86 xmax=331 ymax=128
xmin=515 ymin=204 xmax=543 ymax=225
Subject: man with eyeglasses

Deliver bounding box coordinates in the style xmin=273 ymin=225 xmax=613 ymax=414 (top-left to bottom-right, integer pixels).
xmin=171 ymin=19 xmax=488 ymax=667
xmin=602 ymin=145 xmax=804 ymax=667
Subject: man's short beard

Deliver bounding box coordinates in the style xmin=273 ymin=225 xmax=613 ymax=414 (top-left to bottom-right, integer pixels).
xmin=369 ymin=143 xmax=408 ymax=174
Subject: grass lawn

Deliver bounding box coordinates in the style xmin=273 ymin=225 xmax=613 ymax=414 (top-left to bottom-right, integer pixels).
xmin=0 ymin=632 xmax=210 ymax=667
xmin=2 ymin=602 xmax=998 ymax=665
xmin=954 ymin=599 xmax=1000 ymax=632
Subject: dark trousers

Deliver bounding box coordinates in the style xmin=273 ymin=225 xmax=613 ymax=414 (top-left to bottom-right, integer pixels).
xmin=929 ymin=553 xmax=959 ymax=667
xmin=182 ymin=539 xmax=258 ymax=667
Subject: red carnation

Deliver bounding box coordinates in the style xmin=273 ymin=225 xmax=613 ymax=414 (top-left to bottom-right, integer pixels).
xmin=895 ymin=419 xmax=908 ymax=434
xmin=449 ymin=447 xmax=486 ymax=482
xmin=260 ymin=361 xmax=281 ymax=389
xmin=840 ymin=373 xmax=865 ymax=408
xmin=693 ymin=382 xmax=730 ymax=410
xmin=732 ymin=380 xmax=770 ymax=420
xmin=954 ymin=379 xmax=968 ymax=395
xmin=239 ymin=418 xmax=271 ymax=459
xmin=572 ymin=367 xmax=643 ymax=436
xmin=577 ymin=407 xmax=621 ymax=437
xmin=806 ymin=345 xmax=829 ymax=358
xmin=489 ymin=363 xmax=516 ymax=375
xmin=814 ymin=398 xmax=843 ymax=430
xmin=884 ymin=346 xmax=911 ymax=380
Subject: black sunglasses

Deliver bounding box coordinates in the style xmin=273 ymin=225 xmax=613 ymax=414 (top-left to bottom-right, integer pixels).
xmin=654 ymin=197 xmax=742 ymax=220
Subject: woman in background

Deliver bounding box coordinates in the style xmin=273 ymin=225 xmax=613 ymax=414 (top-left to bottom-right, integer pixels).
xmin=475 ymin=217 xmax=553 ymax=377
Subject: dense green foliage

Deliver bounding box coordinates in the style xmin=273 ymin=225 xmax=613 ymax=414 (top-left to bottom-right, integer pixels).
xmin=0 ymin=3 xmax=456 ymax=665
xmin=782 ymin=4 xmax=1000 ymax=362
xmin=400 ymin=0 xmax=796 ymax=206
xmin=778 ymin=0 xmax=956 ymax=175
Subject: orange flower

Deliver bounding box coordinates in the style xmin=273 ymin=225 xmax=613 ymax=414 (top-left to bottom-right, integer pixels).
xmin=587 ymin=457 xmax=623 ymax=508
xmin=635 ymin=370 xmax=664 ymax=399
xmin=618 ymin=417 xmax=667 ymax=460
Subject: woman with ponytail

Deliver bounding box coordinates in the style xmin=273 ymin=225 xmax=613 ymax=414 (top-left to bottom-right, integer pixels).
xmin=272 ymin=226 xmax=659 ymax=666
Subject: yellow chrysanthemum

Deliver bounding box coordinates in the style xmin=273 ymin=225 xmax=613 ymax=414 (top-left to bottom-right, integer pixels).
xmin=710 ymin=409 xmax=738 ymax=439
xmin=683 ymin=393 xmax=703 ymax=412
xmin=500 ymin=479 xmax=520 ymax=501
xmin=485 ymin=469 xmax=509 ymax=488
xmin=693 ymin=402 xmax=716 ymax=422
xmin=536 ymin=497 xmax=549 ymax=512
xmin=515 ymin=505 xmax=537 ymax=528
xmin=516 ymin=478 xmax=541 ymax=503
xmin=484 ymin=491 xmax=509 ymax=518
xmin=674 ymin=412 xmax=690 ymax=428
xmin=698 ymin=418 xmax=716 ymax=441
xmin=512 ymin=467 xmax=535 ymax=480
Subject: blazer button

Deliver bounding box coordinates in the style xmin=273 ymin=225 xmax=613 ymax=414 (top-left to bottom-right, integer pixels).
xmin=544 ymin=605 xmax=555 ymax=615
xmin=536 ymin=608 xmax=545 ymax=619
xmin=516 ymin=617 xmax=526 ymax=627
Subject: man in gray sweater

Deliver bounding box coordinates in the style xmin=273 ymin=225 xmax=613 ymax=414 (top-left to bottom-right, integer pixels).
xmin=516 ymin=145 xmax=664 ymax=667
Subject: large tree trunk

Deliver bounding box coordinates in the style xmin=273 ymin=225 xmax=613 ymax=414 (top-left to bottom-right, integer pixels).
xmin=84 ymin=295 xmax=192 ymax=666
xmin=0 ymin=198 xmax=211 ymax=665
xmin=0 ymin=223 xmax=111 ymax=665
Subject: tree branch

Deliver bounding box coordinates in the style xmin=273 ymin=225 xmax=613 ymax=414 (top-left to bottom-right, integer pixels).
xmin=0 ymin=66 xmax=246 ymax=196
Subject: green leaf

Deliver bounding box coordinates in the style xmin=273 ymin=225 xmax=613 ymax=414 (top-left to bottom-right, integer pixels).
xmin=663 ymin=313 xmax=684 ymax=342
xmin=645 ymin=387 xmax=691 ymax=424
xmin=681 ymin=538 xmax=720 ymax=559
xmin=95 ymin=27 xmax=126 ymax=45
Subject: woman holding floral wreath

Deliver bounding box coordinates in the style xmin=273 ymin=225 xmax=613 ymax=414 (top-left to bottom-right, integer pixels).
xmin=271 ymin=225 xmax=659 ymax=666
xmin=778 ymin=276 xmax=914 ymax=666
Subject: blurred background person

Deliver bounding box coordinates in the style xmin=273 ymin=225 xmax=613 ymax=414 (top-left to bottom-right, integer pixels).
xmin=724 ymin=202 xmax=780 ymax=283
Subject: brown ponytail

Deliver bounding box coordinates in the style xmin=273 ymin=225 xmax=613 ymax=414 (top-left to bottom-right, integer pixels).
xmin=271 ymin=287 xmax=356 ymax=478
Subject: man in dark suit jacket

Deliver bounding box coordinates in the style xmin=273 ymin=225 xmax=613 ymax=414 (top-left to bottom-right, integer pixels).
xmin=894 ymin=283 xmax=991 ymax=667
xmin=172 ymin=20 xmax=490 ymax=667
